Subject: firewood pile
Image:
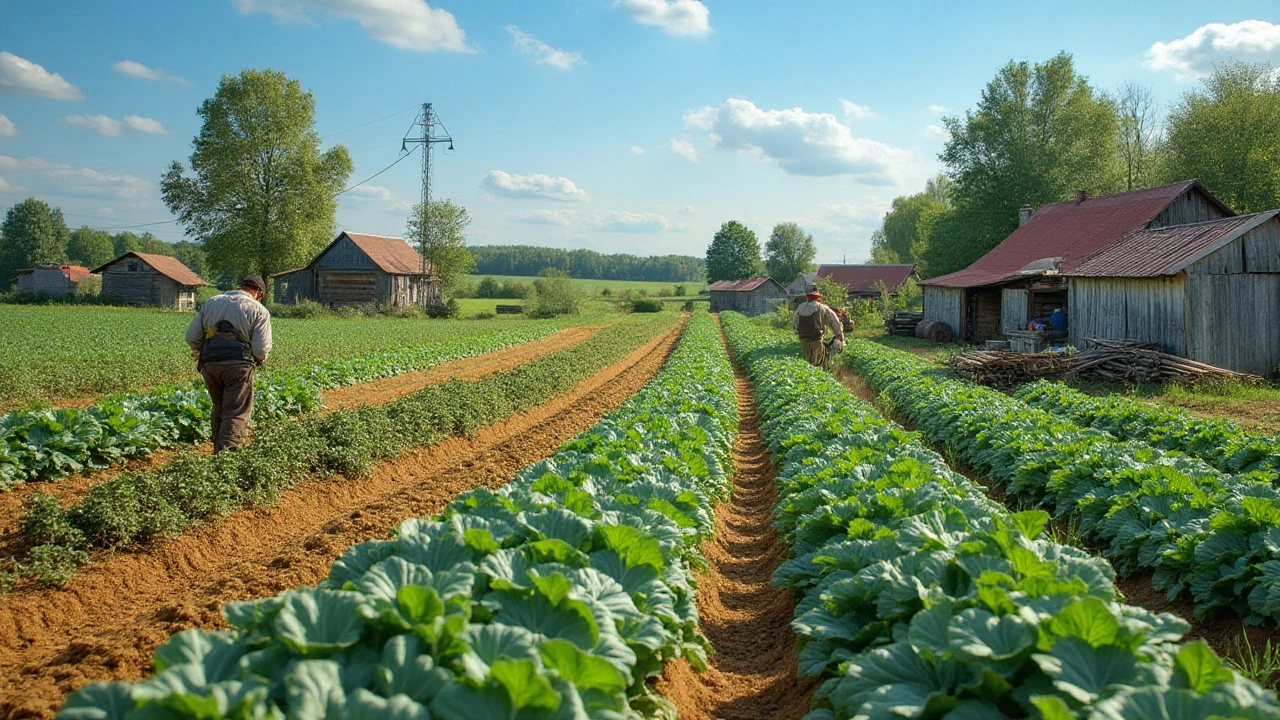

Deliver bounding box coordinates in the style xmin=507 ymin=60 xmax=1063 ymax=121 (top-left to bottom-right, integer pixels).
xmin=949 ymin=339 xmax=1262 ymax=386
xmin=885 ymin=311 xmax=924 ymax=337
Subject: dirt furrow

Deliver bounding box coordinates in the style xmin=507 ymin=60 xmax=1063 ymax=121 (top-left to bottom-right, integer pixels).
xmin=0 ymin=323 xmax=681 ymax=720
xmin=656 ymin=342 xmax=813 ymax=720
xmin=0 ymin=325 xmax=605 ymax=545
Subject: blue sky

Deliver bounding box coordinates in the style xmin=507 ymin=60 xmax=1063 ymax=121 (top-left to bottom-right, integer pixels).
xmin=2 ymin=1 xmax=1278 ymax=264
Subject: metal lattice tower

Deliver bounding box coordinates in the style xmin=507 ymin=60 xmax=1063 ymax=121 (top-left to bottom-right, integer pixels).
xmin=402 ymin=103 xmax=453 ymax=275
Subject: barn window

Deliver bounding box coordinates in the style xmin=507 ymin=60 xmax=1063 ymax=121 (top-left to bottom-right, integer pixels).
xmin=126 ymin=261 xmax=140 ymax=272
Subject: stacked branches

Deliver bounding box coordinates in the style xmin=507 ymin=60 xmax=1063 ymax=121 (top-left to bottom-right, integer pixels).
xmin=950 ymin=341 xmax=1260 ymax=387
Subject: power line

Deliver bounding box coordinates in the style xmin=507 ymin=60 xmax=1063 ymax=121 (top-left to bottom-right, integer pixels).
xmin=321 ymin=106 xmax=419 ymax=140
xmin=333 ymin=144 xmax=419 ymax=198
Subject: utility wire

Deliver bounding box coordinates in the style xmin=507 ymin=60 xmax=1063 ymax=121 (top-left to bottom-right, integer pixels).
xmin=333 ymin=144 xmax=418 ymax=198
xmin=321 ymin=105 xmax=418 ymax=140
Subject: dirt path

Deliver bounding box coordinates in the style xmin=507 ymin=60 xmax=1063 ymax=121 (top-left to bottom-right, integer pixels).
xmin=655 ymin=338 xmax=813 ymax=720
xmin=0 ymin=323 xmax=681 ymax=720
xmin=0 ymin=325 xmax=605 ymax=548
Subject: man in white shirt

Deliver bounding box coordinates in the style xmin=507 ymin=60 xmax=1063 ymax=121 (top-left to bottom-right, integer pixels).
xmin=184 ymin=275 xmax=273 ymax=452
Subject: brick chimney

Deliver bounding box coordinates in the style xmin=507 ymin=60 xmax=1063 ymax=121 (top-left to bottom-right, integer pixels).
xmin=1075 ymin=189 xmax=1089 ymax=204
xmin=1018 ymin=204 xmax=1033 ymax=226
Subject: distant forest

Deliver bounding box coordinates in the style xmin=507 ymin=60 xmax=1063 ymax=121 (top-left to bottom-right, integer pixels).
xmin=468 ymin=245 xmax=705 ymax=282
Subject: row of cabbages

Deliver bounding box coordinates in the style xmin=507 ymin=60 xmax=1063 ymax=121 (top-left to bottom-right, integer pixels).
xmin=847 ymin=341 xmax=1280 ymax=626
xmin=0 ymin=324 xmax=560 ymax=489
xmin=58 ymin=309 xmax=736 ymax=720
xmin=1015 ymin=380 xmax=1280 ymax=479
xmin=720 ymin=312 xmax=1280 ymax=720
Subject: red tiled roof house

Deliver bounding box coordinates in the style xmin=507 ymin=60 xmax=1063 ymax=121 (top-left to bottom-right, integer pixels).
xmin=92 ymin=252 xmax=210 ymax=310
xmin=272 ymin=232 xmax=441 ymax=308
xmin=920 ymin=180 xmax=1280 ymax=374
xmin=707 ymin=276 xmax=788 ymax=316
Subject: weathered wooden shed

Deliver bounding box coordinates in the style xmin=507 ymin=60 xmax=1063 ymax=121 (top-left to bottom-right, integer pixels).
xmin=14 ymin=265 xmax=95 ymax=296
xmin=1065 ymin=211 xmax=1280 ymax=374
xmin=92 ymin=252 xmax=209 ymax=310
xmin=273 ymin=232 xmax=441 ymax=308
xmin=920 ymin=180 xmax=1233 ymax=343
xmin=708 ymin=277 xmax=788 ymax=316
xmin=817 ymin=264 xmax=917 ymax=299
xmin=785 ymin=272 xmax=818 ymax=298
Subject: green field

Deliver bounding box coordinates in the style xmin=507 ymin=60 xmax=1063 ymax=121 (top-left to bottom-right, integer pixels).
xmin=0 ymin=304 xmax=607 ymax=409
xmin=467 ymin=274 xmax=705 ymax=298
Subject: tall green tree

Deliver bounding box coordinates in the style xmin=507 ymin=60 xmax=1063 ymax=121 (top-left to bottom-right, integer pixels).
xmin=406 ymin=198 xmax=475 ymax=299
xmin=705 ymin=220 xmax=761 ymax=282
xmin=1163 ymin=62 xmax=1280 ymax=214
xmin=66 ymin=226 xmax=115 ymax=268
xmin=938 ymin=52 xmax=1121 ymax=277
xmin=161 ymin=68 xmax=353 ymax=290
xmin=763 ymin=222 xmax=816 ymax=282
xmin=0 ymin=198 xmax=68 ymax=290
xmin=870 ymin=193 xmax=945 ymax=264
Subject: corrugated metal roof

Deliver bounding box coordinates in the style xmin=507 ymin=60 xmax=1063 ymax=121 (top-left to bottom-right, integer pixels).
xmin=344 ymin=232 xmax=434 ymax=275
xmin=1066 ymin=211 xmax=1279 ymax=278
xmin=13 ymin=264 xmax=95 ymax=281
xmin=707 ymin=277 xmax=774 ymax=292
xmin=920 ymin=180 xmax=1226 ymax=288
xmin=92 ymin=252 xmax=209 ymax=286
xmin=816 ymin=264 xmax=915 ymax=293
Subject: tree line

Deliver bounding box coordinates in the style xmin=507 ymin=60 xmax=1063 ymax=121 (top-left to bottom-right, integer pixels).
xmin=705 ymin=221 xmax=817 ymax=284
xmin=871 ymin=54 xmax=1280 ymax=279
xmin=468 ymin=245 xmax=704 ymax=283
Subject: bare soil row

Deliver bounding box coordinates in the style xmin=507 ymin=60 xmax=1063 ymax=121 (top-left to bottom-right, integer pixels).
xmin=0 ymin=323 xmax=675 ymax=720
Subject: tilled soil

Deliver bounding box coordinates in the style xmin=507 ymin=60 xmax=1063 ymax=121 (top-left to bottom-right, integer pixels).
xmin=0 ymin=326 xmax=603 ymax=550
xmin=0 ymin=323 xmax=680 ymax=719
xmin=656 ymin=349 xmax=813 ymax=720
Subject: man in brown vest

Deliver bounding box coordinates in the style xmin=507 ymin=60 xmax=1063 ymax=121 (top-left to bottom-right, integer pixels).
xmin=793 ymin=283 xmax=844 ymax=368
xmin=184 ymin=275 xmax=273 ymax=452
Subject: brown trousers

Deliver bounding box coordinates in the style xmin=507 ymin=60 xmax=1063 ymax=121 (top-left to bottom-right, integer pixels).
xmin=800 ymin=337 xmax=828 ymax=368
xmin=200 ymin=360 xmax=255 ymax=453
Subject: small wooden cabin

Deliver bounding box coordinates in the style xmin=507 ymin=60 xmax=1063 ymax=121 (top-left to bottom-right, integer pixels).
xmin=273 ymin=232 xmax=440 ymax=308
xmin=785 ymin=272 xmax=818 ymax=298
xmin=708 ymin=277 xmax=788 ymax=316
xmin=92 ymin=252 xmax=209 ymax=310
xmin=14 ymin=265 xmax=95 ymax=296
xmin=817 ymin=264 xmax=917 ymax=299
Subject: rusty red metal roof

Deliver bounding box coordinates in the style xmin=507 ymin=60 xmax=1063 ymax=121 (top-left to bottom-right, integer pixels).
xmin=14 ymin=264 xmax=95 ymax=281
xmin=344 ymin=232 xmax=434 ymax=275
xmin=816 ymin=264 xmax=915 ymax=293
xmin=92 ymin=252 xmax=209 ymax=286
xmin=920 ymin=180 xmax=1230 ymax=288
xmin=707 ymin=277 xmax=776 ymax=292
xmin=1066 ymin=211 xmax=1279 ymax=278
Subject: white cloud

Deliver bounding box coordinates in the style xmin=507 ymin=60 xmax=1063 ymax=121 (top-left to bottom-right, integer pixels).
xmin=629 ymin=145 xmax=645 ymax=156
xmin=0 ymin=114 xmax=17 ymax=138
xmin=232 ymin=0 xmax=473 ymax=52
xmin=685 ymin=98 xmax=917 ymax=183
xmin=346 ymin=184 xmax=413 ymax=211
xmin=483 ymin=170 xmax=590 ymax=202
xmin=0 ymin=155 xmax=150 ymax=200
xmin=1146 ymin=20 xmax=1280 ymax=78
xmin=669 ymin=138 xmax=700 ymax=162
xmin=513 ymin=209 xmax=574 ymax=226
xmin=924 ymin=123 xmax=950 ymax=140
xmin=838 ymin=99 xmax=876 ymax=119
xmin=0 ymin=52 xmax=83 ymax=100
xmin=591 ymin=211 xmax=676 ymax=233
xmin=928 ymin=104 xmax=947 ymax=114
xmin=821 ymin=200 xmax=887 ymax=225
xmin=0 ymin=175 xmax=13 ymax=192
xmin=505 ymin=25 xmax=583 ymax=70
xmin=615 ymin=0 xmax=710 ymax=38
xmin=112 ymin=60 xmax=190 ymax=85
xmin=64 ymin=114 xmax=169 ymax=136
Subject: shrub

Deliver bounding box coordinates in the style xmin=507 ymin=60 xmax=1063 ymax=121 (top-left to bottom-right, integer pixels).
xmin=25 ymin=544 xmax=89 ymax=587
xmin=600 ymin=287 xmax=612 ymax=296
xmin=267 ymin=298 xmax=331 ymax=319
xmin=674 ymin=284 xmax=686 ymax=296
xmin=424 ymin=299 xmax=460 ymax=319
xmin=631 ymin=298 xmax=664 ymax=313
xmin=523 ymin=268 xmax=582 ymax=318
xmin=471 ymin=311 xmax=495 ymax=320
xmin=20 ymin=494 xmax=85 ymax=548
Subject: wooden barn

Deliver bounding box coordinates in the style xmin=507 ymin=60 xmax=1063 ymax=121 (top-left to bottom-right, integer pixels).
xmin=920 ymin=181 xmax=1233 ymax=343
xmin=13 ymin=264 xmax=95 ymax=296
xmin=785 ymin=272 xmax=818 ymax=298
xmin=92 ymin=252 xmax=209 ymax=310
xmin=817 ymin=264 xmax=917 ymax=299
xmin=273 ymin=232 xmax=441 ymax=308
xmin=708 ymin=277 xmax=788 ymax=316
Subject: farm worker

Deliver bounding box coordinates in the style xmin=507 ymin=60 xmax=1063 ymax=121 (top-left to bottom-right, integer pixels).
xmin=184 ymin=275 xmax=273 ymax=453
xmin=793 ymin=283 xmax=844 ymax=368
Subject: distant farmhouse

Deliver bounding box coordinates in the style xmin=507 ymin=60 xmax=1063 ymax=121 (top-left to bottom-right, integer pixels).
xmin=274 ymin=232 xmax=441 ymax=308
xmin=708 ymin=276 xmax=788 ymax=316
xmin=93 ymin=252 xmax=209 ymax=311
xmin=785 ymin=272 xmax=818 ymax=298
xmin=921 ymin=180 xmax=1280 ymax=374
xmin=815 ymin=264 xmax=917 ymax=299
xmin=14 ymin=264 xmax=96 ymax=297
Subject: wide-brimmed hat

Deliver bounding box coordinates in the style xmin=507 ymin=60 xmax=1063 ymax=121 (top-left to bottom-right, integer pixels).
xmin=240 ymin=275 xmax=266 ymax=294
xmin=805 ymin=283 xmax=821 ymax=296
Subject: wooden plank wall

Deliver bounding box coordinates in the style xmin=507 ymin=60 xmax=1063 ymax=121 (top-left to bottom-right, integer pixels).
xmin=312 ymin=237 xmax=378 ymax=271
xmin=274 ymin=270 xmax=313 ymax=304
xmin=317 ymin=271 xmax=378 ymax=306
xmin=102 ymin=264 xmax=158 ymax=307
xmin=972 ymin=290 xmax=1002 ymax=342
xmin=1149 ymin=188 xmax=1230 ymax=228
xmin=1245 ymin=220 xmax=1280 ymax=273
xmin=922 ymin=286 xmax=964 ymax=337
xmin=1001 ymin=288 xmax=1027 ymax=334
xmin=16 ymin=268 xmax=76 ymax=295
xmin=1068 ymin=277 xmax=1186 ymax=354
xmin=1187 ymin=273 xmax=1280 ymax=374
